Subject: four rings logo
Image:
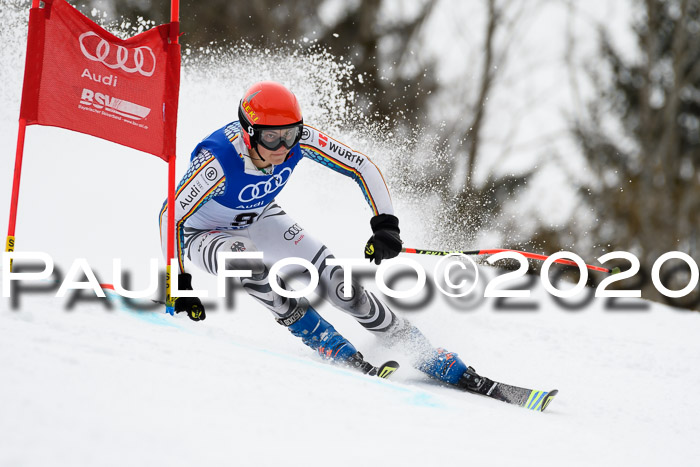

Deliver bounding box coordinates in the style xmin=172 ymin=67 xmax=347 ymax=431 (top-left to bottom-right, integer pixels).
xmin=238 ymin=167 xmax=292 ymax=202
xmin=79 ymin=32 xmax=157 ymax=77
xmin=284 ymin=224 xmax=304 ymax=241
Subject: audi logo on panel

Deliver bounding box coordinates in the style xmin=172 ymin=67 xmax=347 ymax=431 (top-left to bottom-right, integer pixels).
xmin=238 ymin=167 xmax=292 ymax=202
xmin=283 ymin=224 xmax=304 ymax=241
xmin=79 ymin=32 xmax=157 ymax=77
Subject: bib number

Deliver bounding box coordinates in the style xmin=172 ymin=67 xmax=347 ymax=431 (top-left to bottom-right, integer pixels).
xmin=231 ymin=212 xmax=258 ymax=227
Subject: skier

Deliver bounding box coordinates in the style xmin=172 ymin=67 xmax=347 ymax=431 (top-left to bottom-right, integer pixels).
xmin=159 ymin=80 xmax=488 ymax=391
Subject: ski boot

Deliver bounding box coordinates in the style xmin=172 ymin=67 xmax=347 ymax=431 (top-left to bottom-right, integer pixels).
xmin=281 ymin=306 xmax=366 ymax=369
xmin=418 ymin=348 xmax=471 ymax=385
xmin=380 ymin=319 xmax=491 ymax=390
xmin=416 ymin=347 xmax=494 ymax=394
xmin=379 ymin=319 xmax=470 ymax=385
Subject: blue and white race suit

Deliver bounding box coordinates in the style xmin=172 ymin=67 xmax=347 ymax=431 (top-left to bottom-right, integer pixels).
xmin=158 ymin=121 xmax=414 ymax=336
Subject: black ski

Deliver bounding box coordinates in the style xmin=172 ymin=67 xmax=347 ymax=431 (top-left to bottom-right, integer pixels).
xmin=471 ymin=378 xmax=558 ymax=412
xmin=453 ymin=366 xmax=558 ymax=411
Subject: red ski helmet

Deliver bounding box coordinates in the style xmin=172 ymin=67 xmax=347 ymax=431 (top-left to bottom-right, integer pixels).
xmin=238 ymin=81 xmax=303 ymax=153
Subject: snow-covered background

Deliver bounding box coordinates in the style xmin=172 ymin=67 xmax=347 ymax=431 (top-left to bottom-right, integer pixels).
xmin=1 ymin=2 xmax=700 ymax=466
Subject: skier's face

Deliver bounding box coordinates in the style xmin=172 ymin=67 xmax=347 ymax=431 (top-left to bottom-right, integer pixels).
xmin=256 ymin=144 xmax=290 ymax=165
xmin=258 ymin=126 xmax=302 ymax=151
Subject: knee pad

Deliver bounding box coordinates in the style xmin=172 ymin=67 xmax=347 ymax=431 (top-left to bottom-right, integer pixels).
xmin=319 ymin=263 xmax=370 ymax=316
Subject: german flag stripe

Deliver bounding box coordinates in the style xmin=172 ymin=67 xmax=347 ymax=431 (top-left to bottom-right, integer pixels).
xmin=305 ymin=125 xmax=389 ymax=193
xmin=300 ymin=144 xmax=378 ymax=215
xmin=158 ymin=155 xmax=217 ymax=228
xmin=175 ymin=178 xmax=225 ymax=271
xmin=304 ymin=124 xmax=391 ymax=204
xmin=159 ymin=155 xmax=222 ymax=272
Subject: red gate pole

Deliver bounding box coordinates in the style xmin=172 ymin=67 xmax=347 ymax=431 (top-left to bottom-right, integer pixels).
xmin=5 ymin=119 xmax=28 ymax=272
xmin=165 ymin=0 xmax=180 ymax=309
xmin=5 ymin=0 xmax=42 ymax=272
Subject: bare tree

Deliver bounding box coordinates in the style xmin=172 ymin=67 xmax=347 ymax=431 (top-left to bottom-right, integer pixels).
xmin=91 ymin=0 xmax=439 ymax=128
xmin=401 ymin=0 xmax=537 ymax=249
xmin=314 ymin=0 xmax=439 ymax=126
xmin=571 ymin=0 xmax=700 ymax=308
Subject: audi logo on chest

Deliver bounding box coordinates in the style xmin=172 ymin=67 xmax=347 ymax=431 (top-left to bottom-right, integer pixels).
xmin=238 ymin=167 xmax=292 ymax=202
xmin=79 ymin=32 xmax=157 ymax=77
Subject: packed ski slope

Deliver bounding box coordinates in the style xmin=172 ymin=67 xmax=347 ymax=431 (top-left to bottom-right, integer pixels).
xmin=3 ymin=267 xmax=700 ymax=466
xmin=2 ymin=5 xmax=700 ymax=467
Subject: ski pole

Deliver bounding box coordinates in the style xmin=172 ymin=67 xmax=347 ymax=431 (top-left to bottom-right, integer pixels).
xmin=401 ymin=247 xmax=620 ymax=274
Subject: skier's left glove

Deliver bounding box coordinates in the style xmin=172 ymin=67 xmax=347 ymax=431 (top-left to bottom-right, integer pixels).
xmin=173 ymin=273 xmax=206 ymax=321
xmin=364 ymin=214 xmax=402 ymax=265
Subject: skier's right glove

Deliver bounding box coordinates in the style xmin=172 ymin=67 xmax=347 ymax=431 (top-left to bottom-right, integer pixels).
xmin=173 ymin=273 xmax=206 ymax=321
xmin=364 ymin=214 xmax=403 ymax=265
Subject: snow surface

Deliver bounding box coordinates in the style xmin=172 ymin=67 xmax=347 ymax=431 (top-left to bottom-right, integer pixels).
xmin=3 ymin=273 xmax=700 ymax=466
xmin=2 ymin=3 xmax=700 ymax=466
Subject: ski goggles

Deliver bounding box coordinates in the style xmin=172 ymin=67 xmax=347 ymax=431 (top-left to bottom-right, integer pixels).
xmin=256 ymin=124 xmax=303 ymax=151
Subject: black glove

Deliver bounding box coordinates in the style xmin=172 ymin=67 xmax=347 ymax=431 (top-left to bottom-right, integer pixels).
xmin=174 ymin=273 xmax=206 ymax=321
xmin=364 ymin=214 xmax=402 ymax=265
